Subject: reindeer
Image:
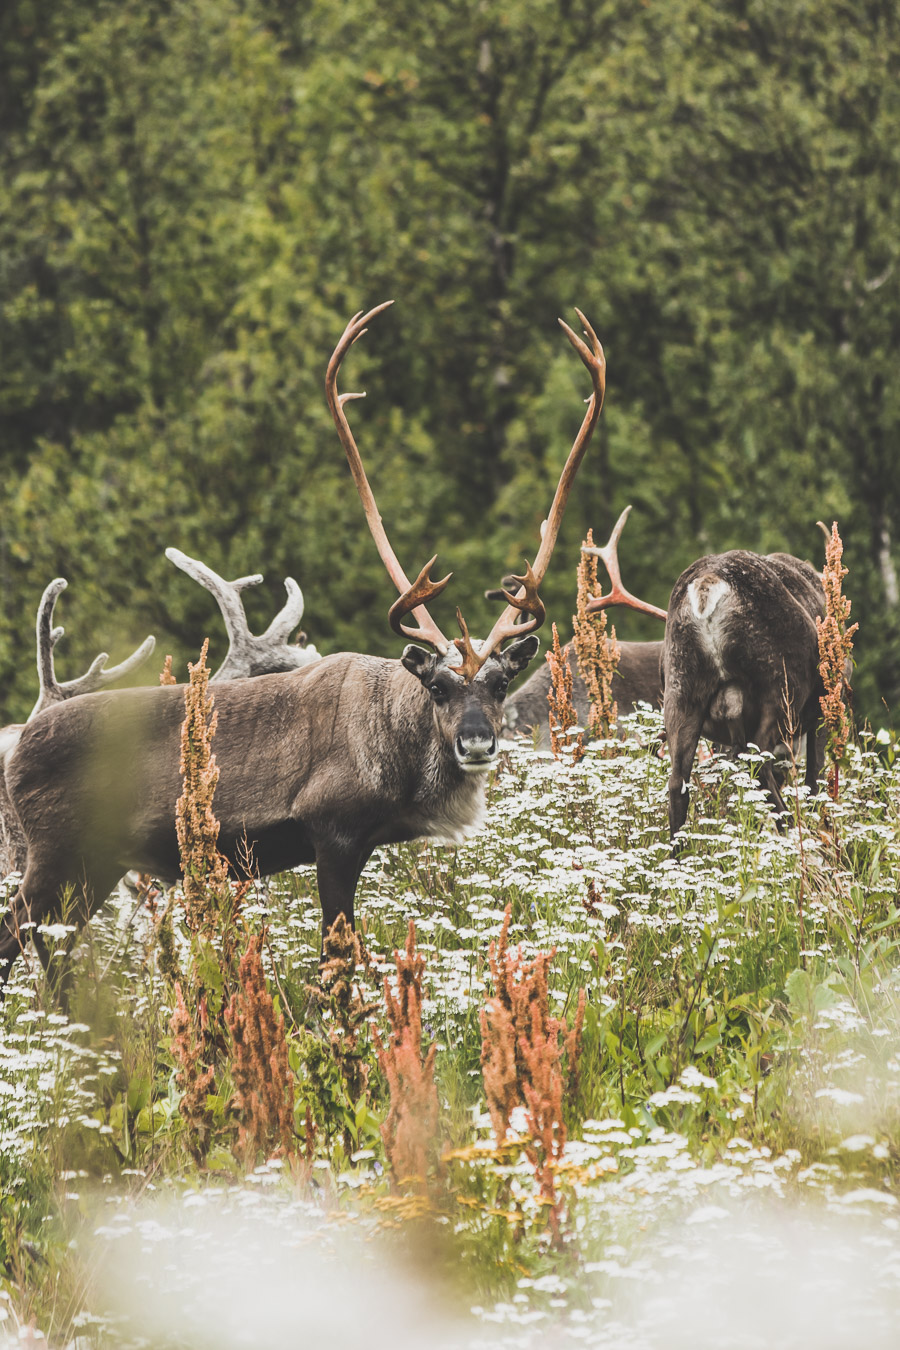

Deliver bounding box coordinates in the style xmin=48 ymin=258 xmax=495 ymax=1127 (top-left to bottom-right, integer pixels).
xmin=0 ymin=303 xmax=606 ymax=981
xmin=582 ymin=514 xmax=830 ymax=841
xmin=0 ymin=556 xmax=319 ymax=880
xmin=494 ymin=507 xmax=666 ymax=745
xmin=662 ymin=549 xmax=827 ymax=839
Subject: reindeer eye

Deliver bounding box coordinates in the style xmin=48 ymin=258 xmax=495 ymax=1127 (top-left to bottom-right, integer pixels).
xmin=496 ymin=678 xmax=509 ymax=698
xmin=429 ymin=682 xmax=446 ymax=702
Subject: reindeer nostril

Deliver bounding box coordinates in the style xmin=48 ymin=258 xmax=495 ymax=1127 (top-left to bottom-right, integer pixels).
xmin=456 ymin=732 xmax=497 ymax=761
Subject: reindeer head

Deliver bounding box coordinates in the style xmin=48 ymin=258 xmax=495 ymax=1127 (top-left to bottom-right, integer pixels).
xmin=325 ymin=302 xmax=607 ymax=772
xmin=401 ymin=632 xmax=539 ymax=771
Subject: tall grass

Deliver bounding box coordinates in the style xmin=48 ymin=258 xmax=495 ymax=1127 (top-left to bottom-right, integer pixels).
xmin=2 ymin=711 xmax=900 ymax=1343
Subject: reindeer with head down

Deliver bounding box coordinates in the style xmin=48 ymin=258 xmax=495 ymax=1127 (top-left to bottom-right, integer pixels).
xmin=566 ymin=511 xmax=833 ymax=843
xmin=0 ymin=303 xmax=606 ymax=980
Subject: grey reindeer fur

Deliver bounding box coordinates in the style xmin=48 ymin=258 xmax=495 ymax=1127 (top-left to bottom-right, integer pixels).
xmin=502 ymin=639 xmax=664 ymax=746
xmin=0 ymin=641 xmax=537 ymax=982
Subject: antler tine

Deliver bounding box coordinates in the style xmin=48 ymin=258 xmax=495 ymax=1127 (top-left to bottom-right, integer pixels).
xmin=261 ymin=577 xmax=306 ymax=644
xmin=167 ymin=547 xmax=259 ymax=641
xmin=326 ymin=302 xmax=451 ymax=654
xmin=388 ymin=555 xmax=454 ymax=649
xmin=74 ymin=637 xmax=158 ymax=688
xmin=30 ymin=578 xmax=157 ymax=719
xmin=166 ymin=547 xmax=316 ymax=680
xmin=32 ymin=579 xmax=68 ymax=716
xmin=582 ymin=505 xmax=668 ymax=620
xmin=476 ymin=309 xmax=606 ymax=664
xmin=453 ymin=608 xmax=484 ymax=682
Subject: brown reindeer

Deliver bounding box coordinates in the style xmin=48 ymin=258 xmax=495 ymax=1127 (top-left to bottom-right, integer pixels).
xmin=495 ymin=507 xmax=666 ymax=745
xmin=579 ymin=514 xmax=830 ymax=841
xmin=0 ymin=303 xmax=606 ymax=981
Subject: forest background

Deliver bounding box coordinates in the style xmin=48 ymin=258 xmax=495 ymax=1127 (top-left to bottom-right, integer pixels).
xmin=0 ymin=0 xmax=898 ymax=726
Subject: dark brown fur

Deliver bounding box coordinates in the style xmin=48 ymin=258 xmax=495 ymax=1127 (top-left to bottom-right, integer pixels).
xmin=663 ymin=551 xmax=826 ymax=839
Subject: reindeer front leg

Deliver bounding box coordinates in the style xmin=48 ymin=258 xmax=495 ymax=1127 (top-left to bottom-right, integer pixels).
xmin=314 ymin=844 xmax=369 ymax=951
xmin=665 ymin=695 xmax=706 ymax=845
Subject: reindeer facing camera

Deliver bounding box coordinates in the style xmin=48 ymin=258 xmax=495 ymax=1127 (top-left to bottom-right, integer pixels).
xmin=0 ymin=302 xmax=606 ymax=982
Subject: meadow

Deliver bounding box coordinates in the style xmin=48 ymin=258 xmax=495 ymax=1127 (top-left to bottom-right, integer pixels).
xmin=2 ymin=691 xmax=900 ymax=1348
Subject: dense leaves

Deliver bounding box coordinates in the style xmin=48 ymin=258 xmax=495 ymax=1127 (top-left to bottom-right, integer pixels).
xmin=1 ymin=0 xmax=898 ymax=721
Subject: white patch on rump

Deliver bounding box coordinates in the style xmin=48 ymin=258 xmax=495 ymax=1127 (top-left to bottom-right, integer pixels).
xmin=687 ymin=576 xmax=730 ymax=620
xmin=686 ymin=574 xmax=732 ymax=677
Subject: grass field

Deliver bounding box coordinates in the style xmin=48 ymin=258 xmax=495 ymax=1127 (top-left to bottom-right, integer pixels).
xmin=2 ymin=708 xmax=900 ymax=1347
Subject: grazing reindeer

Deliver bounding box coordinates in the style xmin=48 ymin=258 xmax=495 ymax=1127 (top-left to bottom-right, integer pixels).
xmin=495 ymin=507 xmax=666 ymax=745
xmin=584 ymin=515 xmax=829 ymax=840
xmin=663 ymin=550 xmax=826 ymax=839
xmin=0 ymin=303 xmax=606 ymax=981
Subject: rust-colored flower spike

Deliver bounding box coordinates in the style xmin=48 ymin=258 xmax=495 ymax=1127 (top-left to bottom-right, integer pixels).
xmin=373 ymin=921 xmax=439 ymax=1190
xmin=574 ymin=528 xmax=620 ymax=737
xmin=547 ymin=623 xmax=585 ymax=760
xmin=160 ymin=654 xmax=177 ymax=686
xmin=307 ymin=914 xmax=379 ymax=1123
xmin=479 ymin=903 xmax=585 ymax=1241
xmin=225 ymin=930 xmax=296 ymax=1167
xmin=175 ymin=639 xmax=230 ymax=937
xmin=816 ymin=521 xmax=858 ymax=802
xmin=170 ymin=979 xmax=216 ymax=1160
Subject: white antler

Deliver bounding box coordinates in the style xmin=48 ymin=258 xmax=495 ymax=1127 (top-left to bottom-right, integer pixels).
xmin=166 ymin=549 xmax=319 ymax=680
xmin=29 ymin=579 xmax=157 ymax=719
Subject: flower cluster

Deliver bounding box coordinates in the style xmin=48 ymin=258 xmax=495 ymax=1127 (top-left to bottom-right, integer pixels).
xmin=225 ymin=931 xmax=296 ymax=1166
xmin=480 ymin=903 xmax=585 ymax=1235
xmin=547 ymin=623 xmax=584 ymax=760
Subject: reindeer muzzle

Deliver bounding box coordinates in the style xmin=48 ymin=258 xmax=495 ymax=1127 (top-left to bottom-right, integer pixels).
xmin=454 ymin=730 xmax=498 ymax=772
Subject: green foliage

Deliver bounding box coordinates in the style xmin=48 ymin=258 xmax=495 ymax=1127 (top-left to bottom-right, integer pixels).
xmin=0 ymin=0 xmax=898 ymax=722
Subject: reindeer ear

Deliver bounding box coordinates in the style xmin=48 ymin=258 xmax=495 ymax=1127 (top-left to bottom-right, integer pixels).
xmin=401 ymin=645 xmax=439 ymax=684
xmin=498 ymin=634 xmax=540 ymax=678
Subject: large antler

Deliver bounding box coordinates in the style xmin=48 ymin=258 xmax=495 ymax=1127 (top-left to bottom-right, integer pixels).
xmin=582 ymin=506 xmax=668 ymax=620
xmin=473 ymin=309 xmax=607 ymax=666
xmin=29 ymin=579 xmax=157 ymax=720
xmin=326 ymin=304 xmax=605 ymax=676
xmin=165 ymin=549 xmax=318 ymax=680
xmin=325 ymin=302 xmax=453 ymax=654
